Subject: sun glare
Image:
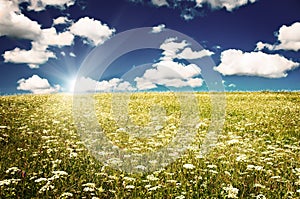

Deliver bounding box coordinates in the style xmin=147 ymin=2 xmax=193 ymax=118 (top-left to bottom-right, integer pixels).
xmin=68 ymin=77 xmax=77 ymax=93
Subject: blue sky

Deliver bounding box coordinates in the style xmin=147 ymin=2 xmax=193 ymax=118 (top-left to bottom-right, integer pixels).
xmin=0 ymin=0 xmax=300 ymax=94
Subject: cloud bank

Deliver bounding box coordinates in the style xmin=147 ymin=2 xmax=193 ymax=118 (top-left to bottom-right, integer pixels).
xmin=135 ymin=37 xmax=213 ymax=90
xmin=73 ymin=77 xmax=135 ymax=92
xmin=17 ymin=75 xmax=61 ymax=94
xmin=0 ymin=1 xmax=115 ymax=68
xmin=130 ymin=0 xmax=258 ymax=20
xmin=214 ymin=49 xmax=299 ymax=78
xmin=256 ymin=22 xmax=300 ymax=51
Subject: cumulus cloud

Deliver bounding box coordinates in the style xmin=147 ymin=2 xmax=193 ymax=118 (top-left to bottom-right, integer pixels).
xmin=160 ymin=37 xmax=214 ymax=60
xmin=17 ymin=75 xmax=60 ymax=94
xmin=256 ymin=22 xmax=300 ymax=51
xmin=0 ymin=0 xmax=74 ymax=68
xmin=26 ymin=0 xmax=76 ymax=12
xmin=3 ymin=42 xmax=56 ymax=69
xmin=214 ymin=49 xmax=299 ymax=78
xmin=73 ymin=77 xmax=135 ymax=93
xmin=69 ymin=17 xmax=116 ymax=46
xmin=151 ymin=24 xmax=166 ymax=33
xmin=1 ymin=0 xmax=115 ymax=68
xmin=0 ymin=0 xmax=42 ymax=40
xmin=130 ymin=0 xmax=258 ymax=20
xmin=134 ymin=61 xmax=203 ymax=90
xmin=255 ymin=41 xmax=274 ymax=51
xmin=195 ymin=0 xmax=257 ymax=11
xmin=3 ymin=27 xmax=74 ymax=68
xmin=37 ymin=27 xmax=74 ymax=47
xmin=134 ymin=38 xmax=210 ymax=90
xmin=151 ymin=0 xmax=169 ymax=7
xmin=53 ymin=16 xmax=72 ymax=25
xmin=177 ymin=47 xmax=214 ymax=60
xmin=160 ymin=38 xmax=189 ymax=60
xmin=69 ymin=52 xmax=76 ymax=57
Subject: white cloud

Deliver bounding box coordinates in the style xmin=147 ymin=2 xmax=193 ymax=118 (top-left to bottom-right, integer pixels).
xmin=195 ymin=0 xmax=257 ymax=11
xmin=151 ymin=61 xmax=201 ymax=80
xmin=151 ymin=24 xmax=166 ymax=33
xmin=0 ymin=2 xmax=116 ymax=68
xmin=53 ymin=16 xmax=71 ymax=25
xmin=114 ymin=81 xmax=136 ymax=91
xmin=159 ymin=38 xmax=214 ymax=60
xmin=228 ymin=83 xmax=236 ymax=88
xmin=214 ymin=49 xmax=299 ymax=78
xmin=135 ymin=76 xmax=203 ymax=90
xmin=187 ymin=78 xmax=204 ymax=87
xmin=256 ymin=22 xmax=300 ymax=51
xmin=69 ymin=17 xmax=116 ymax=46
xmin=0 ymin=0 xmax=74 ymax=68
xmin=151 ymin=0 xmax=169 ymax=7
xmin=160 ymin=38 xmax=189 ymax=60
xmin=134 ymin=38 xmax=207 ymax=90
xmin=69 ymin=52 xmax=76 ymax=57
xmin=134 ymin=61 xmax=203 ymax=90
xmin=73 ymin=77 xmax=135 ymax=93
xmin=0 ymin=0 xmax=42 ymax=40
xmin=177 ymin=47 xmax=214 ymax=60
xmin=130 ymin=0 xmax=258 ymax=20
xmin=17 ymin=75 xmax=60 ymax=94
xmin=134 ymin=77 xmax=157 ymax=90
xmin=3 ymin=41 xmax=56 ymax=69
xmin=255 ymin=41 xmax=274 ymax=51
xmin=37 ymin=27 xmax=74 ymax=47
xmin=27 ymin=0 xmax=76 ymax=11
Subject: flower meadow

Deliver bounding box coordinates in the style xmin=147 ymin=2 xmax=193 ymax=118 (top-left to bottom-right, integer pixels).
xmin=0 ymin=92 xmax=300 ymax=198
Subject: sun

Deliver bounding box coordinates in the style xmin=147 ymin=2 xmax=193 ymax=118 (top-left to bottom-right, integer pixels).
xmin=67 ymin=77 xmax=77 ymax=93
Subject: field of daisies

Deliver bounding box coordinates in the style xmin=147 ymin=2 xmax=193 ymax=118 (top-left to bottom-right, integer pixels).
xmin=0 ymin=92 xmax=300 ymax=198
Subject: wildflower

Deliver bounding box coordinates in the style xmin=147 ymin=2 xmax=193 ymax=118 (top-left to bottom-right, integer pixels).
xmin=52 ymin=159 xmax=62 ymax=168
xmin=52 ymin=171 xmax=68 ymax=176
xmin=236 ymin=154 xmax=247 ymax=162
xmin=256 ymin=194 xmax=266 ymax=199
xmin=254 ymin=183 xmax=265 ymax=189
xmin=227 ymin=139 xmax=239 ymax=145
xmin=82 ymin=183 xmax=96 ymax=188
xmin=207 ymin=164 xmax=217 ymax=169
xmin=224 ymin=171 xmax=231 ymax=176
xmin=6 ymin=167 xmax=20 ymax=175
xmin=69 ymin=152 xmax=78 ymax=158
xmin=175 ymin=195 xmax=185 ymax=199
xmin=35 ymin=178 xmax=48 ymax=183
xmin=144 ymin=184 xmax=152 ymax=189
xmin=167 ymin=180 xmax=177 ymax=183
xmin=270 ymin=176 xmax=281 ymax=179
xmin=209 ymin=170 xmax=218 ymax=174
xmin=39 ymin=181 xmax=54 ymax=193
xmin=135 ymin=165 xmax=146 ymax=170
xmin=60 ymin=192 xmax=73 ymax=198
xmin=146 ymin=174 xmax=159 ymax=181
xmin=148 ymin=185 xmax=161 ymax=191
xmin=123 ymin=177 xmax=136 ymax=182
xmin=83 ymin=187 xmax=95 ymax=192
xmin=223 ymin=185 xmax=239 ymax=198
xmin=183 ymin=163 xmax=195 ymax=169
xmin=0 ymin=179 xmax=21 ymax=186
xmin=125 ymin=185 xmax=135 ymax=189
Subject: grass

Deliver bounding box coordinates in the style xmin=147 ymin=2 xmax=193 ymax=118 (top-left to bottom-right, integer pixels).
xmin=0 ymin=92 xmax=299 ymax=198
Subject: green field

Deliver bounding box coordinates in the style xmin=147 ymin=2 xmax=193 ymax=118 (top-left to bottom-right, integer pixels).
xmin=0 ymin=92 xmax=300 ymax=198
